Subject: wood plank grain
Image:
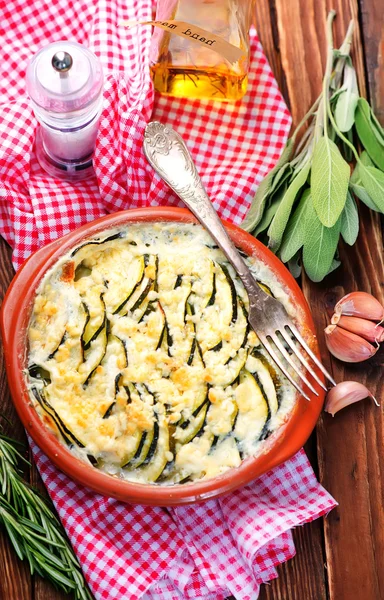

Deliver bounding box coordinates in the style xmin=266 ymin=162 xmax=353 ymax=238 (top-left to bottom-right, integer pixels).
xmin=261 ymin=1 xmax=383 ymax=599
xmin=296 ymin=0 xmax=384 ymax=597
xmin=302 ymin=205 xmax=384 ymax=600
xmin=0 ymin=240 xmax=33 ymax=600
xmin=359 ymin=0 xmax=384 ymax=120
xmin=255 ymin=1 xmax=332 ymax=596
xmin=254 ymin=0 xmax=290 ymax=111
xmin=271 ymin=0 xmax=367 ymax=129
xmin=0 ymin=238 xmax=69 ymax=599
xmin=0 ymin=3 xmax=381 ymax=600
xmin=259 ymin=520 xmax=328 ymax=600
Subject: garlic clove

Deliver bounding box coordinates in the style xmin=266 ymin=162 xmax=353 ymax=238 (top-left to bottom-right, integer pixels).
xmin=331 ymin=314 xmax=384 ymax=343
xmin=334 ymin=291 xmax=384 ymax=321
xmin=324 ymin=324 xmax=378 ymax=362
xmin=325 ymin=381 xmax=379 ymax=417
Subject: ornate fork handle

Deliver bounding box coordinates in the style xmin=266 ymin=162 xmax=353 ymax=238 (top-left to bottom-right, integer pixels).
xmin=143 ymin=122 xmax=277 ymax=314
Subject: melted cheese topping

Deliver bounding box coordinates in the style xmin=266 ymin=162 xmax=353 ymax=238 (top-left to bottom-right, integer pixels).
xmin=27 ymin=223 xmax=297 ymax=485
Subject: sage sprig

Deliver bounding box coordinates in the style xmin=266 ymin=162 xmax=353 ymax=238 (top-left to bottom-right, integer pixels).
xmin=243 ymin=10 xmax=384 ymax=282
xmin=0 ymin=422 xmax=92 ymax=600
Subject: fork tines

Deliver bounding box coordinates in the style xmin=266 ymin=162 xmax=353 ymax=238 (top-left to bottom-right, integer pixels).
xmin=258 ymin=325 xmax=336 ymax=401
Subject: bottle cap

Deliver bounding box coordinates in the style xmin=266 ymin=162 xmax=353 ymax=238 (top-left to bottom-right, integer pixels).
xmin=26 ymin=41 xmax=103 ymax=115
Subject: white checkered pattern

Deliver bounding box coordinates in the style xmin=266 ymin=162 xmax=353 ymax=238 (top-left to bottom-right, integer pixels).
xmin=2 ymin=1 xmax=336 ymax=598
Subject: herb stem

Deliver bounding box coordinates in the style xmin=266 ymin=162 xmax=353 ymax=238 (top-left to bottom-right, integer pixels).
xmin=327 ymin=101 xmax=360 ymax=161
xmin=322 ymin=12 xmax=359 ymax=161
xmin=291 ymin=95 xmax=322 ymax=146
xmin=322 ymin=10 xmax=337 ymax=140
xmin=291 ymin=123 xmax=315 ymax=166
xmin=332 ymin=20 xmax=355 ymax=90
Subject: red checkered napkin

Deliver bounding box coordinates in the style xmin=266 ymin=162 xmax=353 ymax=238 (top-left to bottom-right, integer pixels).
xmin=1 ymin=1 xmax=336 ymax=598
xmin=32 ymin=442 xmax=335 ymax=600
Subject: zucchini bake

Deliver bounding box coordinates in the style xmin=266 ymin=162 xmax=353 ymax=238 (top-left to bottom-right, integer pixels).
xmin=27 ymin=223 xmax=296 ymax=484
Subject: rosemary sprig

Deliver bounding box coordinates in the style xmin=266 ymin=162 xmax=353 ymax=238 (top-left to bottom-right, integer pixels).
xmin=0 ymin=427 xmax=92 ymax=600
xmin=243 ymin=10 xmax=384 ymax=282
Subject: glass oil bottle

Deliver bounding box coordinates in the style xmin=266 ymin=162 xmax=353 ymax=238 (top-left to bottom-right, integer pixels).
xmin=150 ymin=0 xmax=255 ymax=101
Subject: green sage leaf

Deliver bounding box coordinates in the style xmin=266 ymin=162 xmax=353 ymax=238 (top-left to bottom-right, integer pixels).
xmin=311 ymin=137 xmax=350 ymax=227
xmin=252 ymin=169 xmax=293 ymax=236
xmin=368 ymin=105 xmax=384 ymax=145
xmin=267 ymin=163 xmax=311 ymax=251
xmin=302 ymin=199 xmax=341 ymax=282
xmin=269 ymin=162 xmax=293 ymax=193
xmin=341 ymin=128 xmax=354 ymax=163
xmin=350 ymin=163 xmax=380 ymax=210
xmin=359 ymin=165 xmax=384 ymax=212
xmin=253 ymin=193 xmax=283 ymax=236
xmin=340 ymin=191 xmax=359 ymax=245
xmin=359 ymin=150 xmax=375 ymax=167
xmin=356 ymin=98 xmax=384 ymax=142
xmin=330 ymin=88 xmax=345 ymax=104
xmin=334 ymin=63 xmax=359 ymax=132
xmin=355 ymin=98 xmax=384 ymax=170
xmin=349 ymin=182 xmax=381 ymax=212
xmin=327 ymin=258 xmax=342 ymax=276
xmin=279 ymin=189 xmax=311 ymax=262
xmin=287 ymin=251 xmax=302 ymax=278
xmin=242 ymin=138 xmax=294 ymax=232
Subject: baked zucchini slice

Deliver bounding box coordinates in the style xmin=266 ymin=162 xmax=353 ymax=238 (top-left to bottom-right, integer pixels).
xmin=246 ymin=354 xmax=279 ymax=418
xmin=204 ymin=297 xmax=249 ymax=367
xmin=206 ymin=391 xmax=238 ymax=438
xmin=80 ymin=316 xmax=108 ymax=387
xmin=70 ymin=232 xmax=124 ymax=257
xmin=197 ymin=261 xmax=235 ymax=353
xmin=218 ymin=264 xmax=238 ymax=324
xmin=123 ymin=420 xmax=157 ymax=469
xmin=82 ymin=293 xmax=106 ymax=351
xmin=251 ymin=349 xmax=282 ymax=409
xmin=183 ymin=300 xmax=198 ymax=365
xmin=174 ymin=274 xmax=183 ymax=289
xmin=112 ymin=254 xmax=148 ymax=315
xmin=234 ymin=370 xmax=270 ymax=445
xmin=205 ymin=348 xmax=248 ymax=387
xmin=207 ymin=435 xmax=241 ymax=471
xmin=175 ymin=396 xmax=209 ymax=447
xmin=134 ymin=412 xmax=169 ymax=482
xmin=174 ymin=429 xmax=215 ymax=481
xmin=156 ymin=317 xmax=173 ymax=356
xmin=47 ymin=331 xmax=68 ymax=360
xmin=257 ymin=281 xmax=274 ymax=297
xmin=206 ymin=270 xmax=216 ymax=307
xmin=104 ymin=255 xmax=147 ymax=314
xmin=101 ymin=333 xmax=129 ymax=418
xmin=28 ymin=364 xmax=51 ymax=384
xmin=119 ymin=383 xmax=154 ymax=467
xmin=31 ymin=386 xmax=85 ymax=449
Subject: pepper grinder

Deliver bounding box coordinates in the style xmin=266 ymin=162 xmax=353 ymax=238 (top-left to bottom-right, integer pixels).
xmin=26 ymin=41 xmax=104 ymax=181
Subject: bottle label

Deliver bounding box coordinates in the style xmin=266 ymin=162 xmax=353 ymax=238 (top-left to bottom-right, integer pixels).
xmin=120 ymin=20 xmax=246 ymax=65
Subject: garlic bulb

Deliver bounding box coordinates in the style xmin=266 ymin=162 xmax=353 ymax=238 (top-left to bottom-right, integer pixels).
xmin=331 ymin=314 xmax=384 ymax=343
xmin=326 ymin=291 xmax=384 ymax=363
xmin=334 ymin=291 xmax=384 ymax=321
xmin=324 ymin=325 xmax=378 ymax=362
xmin=325 ymin=381 xmax=379 ymax=417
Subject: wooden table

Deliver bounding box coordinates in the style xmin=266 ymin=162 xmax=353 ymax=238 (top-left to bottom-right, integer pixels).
xmin=0 ymin=0 xmax=383 ymax=598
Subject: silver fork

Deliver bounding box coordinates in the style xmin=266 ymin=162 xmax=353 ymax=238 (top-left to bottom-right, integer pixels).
xmin=143 ymin=122 xmax=336 ymax=400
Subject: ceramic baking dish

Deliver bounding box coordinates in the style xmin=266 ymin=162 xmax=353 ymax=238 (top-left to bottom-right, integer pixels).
xmin=0 ymin=207 xmax=325 ymax=505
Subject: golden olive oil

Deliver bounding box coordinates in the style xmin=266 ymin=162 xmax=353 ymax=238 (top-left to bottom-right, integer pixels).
xmin=150 ymin=0 xmax=255 ymax=101
xmin=150 ymin=65 xmax=248 ymax=101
